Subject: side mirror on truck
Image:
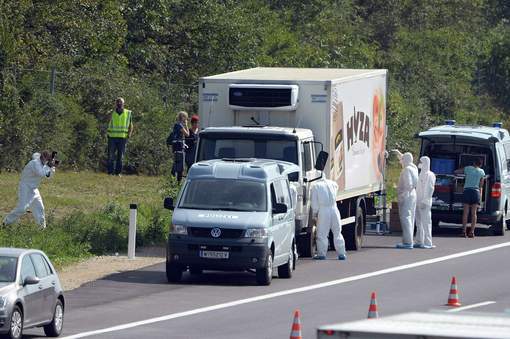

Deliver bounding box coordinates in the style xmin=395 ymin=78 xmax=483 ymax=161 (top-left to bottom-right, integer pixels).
xmin=315 ymin=151 xmax=329 ymax=171
xmin=163 ymin=197 xmax=174 ymax=210
xmin=272 ymin=203 xmax=287 ymax=214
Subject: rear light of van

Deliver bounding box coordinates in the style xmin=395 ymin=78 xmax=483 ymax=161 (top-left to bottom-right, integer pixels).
xmin=491 ymin=182 xmax=502 ymax=199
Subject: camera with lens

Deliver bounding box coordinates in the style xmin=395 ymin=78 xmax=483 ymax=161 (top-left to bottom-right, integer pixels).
xmin=48 ymin=151 xmax=60 ymax=167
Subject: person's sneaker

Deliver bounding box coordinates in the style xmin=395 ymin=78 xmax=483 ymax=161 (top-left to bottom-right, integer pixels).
xmin=396 ymin=243 xmax=413 ymax=249
xmin=423 ymin=244 xmax=436 ymax=249
xmin=117 ymin=174 xmax=122 ymax=177
xmin=414 ymin=243 xmax=425 ymax=249
xmin=313 ymin=255 xmax=326 ymax=260
xmin=338 ymin=254 xmax=347 ymax=260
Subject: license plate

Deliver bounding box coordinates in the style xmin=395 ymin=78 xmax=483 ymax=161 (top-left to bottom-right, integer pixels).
xmin=199 ymin=250 xmax=229 ymax=259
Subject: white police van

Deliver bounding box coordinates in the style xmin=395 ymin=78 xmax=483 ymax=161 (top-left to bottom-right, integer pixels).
xmin=163 ymin=158 xmax=301 ymax=285
xmin=418 ymin=121 xmax=510 ymax=235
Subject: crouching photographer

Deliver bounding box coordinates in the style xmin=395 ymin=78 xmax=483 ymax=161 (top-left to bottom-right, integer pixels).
xmin=2 ymin=150 xmax=57 ymax=229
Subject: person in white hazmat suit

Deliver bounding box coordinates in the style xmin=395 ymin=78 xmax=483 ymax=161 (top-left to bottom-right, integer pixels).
xmin=415 ymin=156 xmax=436 ymax=248
xmin=311 ymin=178 xmax=346 ymax=260
xmin=396 ymin=152 xmax=419 ymax=249
xmin=3 ymin=151 xmax=56 ymax=229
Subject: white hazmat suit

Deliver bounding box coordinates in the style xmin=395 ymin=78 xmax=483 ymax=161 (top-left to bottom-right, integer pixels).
xmin=397 ymin=152 xmax=418 ymax=249
xmin=415 ymin=156 xmax=436 ymax=248
xmin=3 ymin=153 xmax=55 ymax=228
xmin=311 ymin=178 xmax=346 ymax=259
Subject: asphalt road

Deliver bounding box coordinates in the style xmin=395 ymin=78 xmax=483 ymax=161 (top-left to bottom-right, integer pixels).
xmin=24 ymin=227 xmax=510 ymax=339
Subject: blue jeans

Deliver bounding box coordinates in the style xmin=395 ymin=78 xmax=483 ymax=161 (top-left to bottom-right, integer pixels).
xmin=107 ymin=137 xmax=127 ymax=175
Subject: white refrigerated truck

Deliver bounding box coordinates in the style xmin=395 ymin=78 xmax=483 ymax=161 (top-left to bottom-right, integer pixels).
xmin=196 ymin=68 xmax=388 ymax=256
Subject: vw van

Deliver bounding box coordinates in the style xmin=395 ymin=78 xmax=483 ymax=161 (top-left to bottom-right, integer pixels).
xmin=163 ymin=159 xmax=299 ymax=285
xmin=418 ymin=121 xmax=510 ymax=235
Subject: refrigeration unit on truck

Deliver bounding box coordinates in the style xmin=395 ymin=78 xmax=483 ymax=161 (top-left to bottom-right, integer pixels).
xmin=418 ymin=121 xmax=510 ymax=235
xmin=196 ymin=67 xmax=388 ymax=256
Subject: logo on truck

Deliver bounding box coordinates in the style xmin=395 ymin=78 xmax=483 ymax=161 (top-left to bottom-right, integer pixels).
xmin=346 ymin=107 xmax=370 ymax=152
xmin=211 ymin=228 xmax=222 ymax=238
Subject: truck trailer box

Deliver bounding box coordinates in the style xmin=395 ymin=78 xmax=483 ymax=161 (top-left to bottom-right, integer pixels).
xmin=317 ymin=312 xmax=510 ymax=338
xmin=198 ymin=67 xmax=388 ymax=201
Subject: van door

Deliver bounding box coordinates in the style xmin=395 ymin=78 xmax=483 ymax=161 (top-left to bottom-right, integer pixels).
xmin=300 ymin=140 xmax=315 ymax=219
xmin=497 ymin=143 xmax=510 ymax=217
xmin=270 ymin=181 xmax=292 ymax=266
xmin=503 ymin=143 xmax=510 ymax=216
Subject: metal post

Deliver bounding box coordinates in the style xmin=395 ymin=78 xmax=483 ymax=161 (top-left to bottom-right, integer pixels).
xmin=128 ymin=204 xmax=137 ymax=259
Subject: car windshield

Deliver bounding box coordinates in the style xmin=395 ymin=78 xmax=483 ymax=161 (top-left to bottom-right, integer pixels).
xmin=198 ymin=136 xmax=298 ymax=165
xmin=180 ymin=179 xmax=267 ymax=212
xmin=0 ymin=256 xmax=17 ymax=283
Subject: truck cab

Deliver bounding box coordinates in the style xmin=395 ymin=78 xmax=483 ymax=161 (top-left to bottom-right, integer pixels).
xmin=419 ymin=121 xmax=510 ymax=235
xmin=164 ymin=159 xmax=299 ymax=285
xmin=196 ymin=126 xmax=321 ymax=256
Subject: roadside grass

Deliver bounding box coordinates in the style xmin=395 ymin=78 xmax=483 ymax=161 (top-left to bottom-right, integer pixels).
xmin=0 ymin=171 xmax=180 ymax=268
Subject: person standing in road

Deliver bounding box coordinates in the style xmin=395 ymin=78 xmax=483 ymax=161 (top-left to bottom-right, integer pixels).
xmin=107 ymin=97 xmax=133 ymax=176
xmin=415 ymin=156 xmax=436 ymax=249
xmin=185 ymin=115 xmax=200 ymax=171
xmin=311 ymin=178 xmax=347 ymax=260
xmin=171 ymin=111 xmax=189 ymax=183
xmin=3 ymin=151 xmax=56 ymax=229
xmin=396 ymin=152 xmax=419 ymax=249
xmin=455 ymin=158 xmax=485 ymax=238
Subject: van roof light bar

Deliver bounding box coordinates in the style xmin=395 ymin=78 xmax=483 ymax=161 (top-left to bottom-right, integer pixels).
xmin=445 ymin=120 xmax=456 ymax=126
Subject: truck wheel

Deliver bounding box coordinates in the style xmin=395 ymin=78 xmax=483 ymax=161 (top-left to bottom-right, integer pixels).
xmin=345 ymin=206 xmax=364 ymax=251
xmin=493 ymin=217 xmax=505 ymax=236
xmin=166 ymin=261 xmax=183 ymax=283
xmin=298 ymin=226 xmax=316 ymax=257
xmin=432 ymin=218 xmax=440 ymax=235
xmin=278 ymin=243 xmax=295 ymax=279
xmin=256 ymin=251 xmax=273 ymax=285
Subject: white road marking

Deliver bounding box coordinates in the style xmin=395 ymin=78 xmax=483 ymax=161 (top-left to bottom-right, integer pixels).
xmin=447 ymin=301 xmax=496 ymax=312
xmin=61 ymin=241 xmax=510 ymax=339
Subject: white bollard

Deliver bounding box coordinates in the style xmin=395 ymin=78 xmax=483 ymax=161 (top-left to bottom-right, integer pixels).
xmin=128 ymin=204 xmax=137 ymax=259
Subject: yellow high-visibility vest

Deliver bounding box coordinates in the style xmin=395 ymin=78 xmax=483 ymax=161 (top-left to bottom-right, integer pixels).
xmin=107 ymin=109 xmax=132 ymax=138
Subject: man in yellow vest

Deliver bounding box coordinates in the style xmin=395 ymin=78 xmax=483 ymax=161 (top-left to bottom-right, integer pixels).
xmin=107 ymin=97 xmax=133 ymax=176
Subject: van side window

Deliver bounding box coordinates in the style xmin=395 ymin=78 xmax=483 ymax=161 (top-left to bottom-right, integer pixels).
xmin=504 ymin=143 xmax=510 ymax=170
xmin=273 ymin=180 xmax=291 ymax=207
xmin=270 ymin=183 xmax=277 ymax=207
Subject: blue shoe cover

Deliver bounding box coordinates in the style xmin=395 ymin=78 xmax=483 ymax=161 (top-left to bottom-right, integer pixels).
xmin=338 ymin=254 xmax=347 ymax=260
xmin=313 ymin=255 xmax=326 ymax=260
xmin=396 ymin=243 xmax=413 ymax=249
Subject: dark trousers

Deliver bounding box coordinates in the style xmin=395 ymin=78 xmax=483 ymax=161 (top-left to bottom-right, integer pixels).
xmin=107 ymin=137 xmax=127 ymax=175
xmin=172 ymin=151 xmax=185 ymax=182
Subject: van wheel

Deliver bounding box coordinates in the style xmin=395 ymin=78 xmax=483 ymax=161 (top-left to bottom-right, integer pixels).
xmin=256 ymin=252 xmax=273 ymax=285
xmin=44 ymin=299 xmax=64 ymax=337
xmin=278 ymin=244 xmax=295 ymax=279
xmin=493 ymin=217 xmax=505 ymax=236
xmin=345 ymin=206 xmax=364 ymax=250
xmin=7 ymin=305 xmax=23 ymax=339
xmin=166 ymin=262 xmax=183 ymax=283
xmin=298 ymin=226 xmax=316 ymax=258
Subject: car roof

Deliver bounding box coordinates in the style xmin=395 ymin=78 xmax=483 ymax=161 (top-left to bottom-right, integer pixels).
xmin=0 ymin=247 xmax=42 ymax=257
xmin=187 ymin=159 xmax=296 ymax=181
xmin=419 ymin=124 xmax=510 ymax=141
xmin=200 ymin=126 xmax=313 ymax=140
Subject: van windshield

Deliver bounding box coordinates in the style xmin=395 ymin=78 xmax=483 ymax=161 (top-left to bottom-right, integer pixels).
xmin=180 ymin=179 xmax=267 ymax=212
xmin=197 ymin=134 xmax=298 ymax=165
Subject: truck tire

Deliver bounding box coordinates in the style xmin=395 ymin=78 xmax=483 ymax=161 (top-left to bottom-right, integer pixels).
xmin=493 ymin=217 xmax=505 ymax=236
xmin=256 ymin=251 xmax=273 ymax=285
xmin=345 ymin=206 xmax=364 ymax=251
xmin=298 ymin=226 xmax=316 ymax=258
xmin=166 ymin=262 xmax=183 ymax=283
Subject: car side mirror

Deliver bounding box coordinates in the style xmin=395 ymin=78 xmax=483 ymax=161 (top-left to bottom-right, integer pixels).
xmin=315 ymin=151 xmax=328 ymax=171
xmin=23 ymin=276 xmax=40 ymax=286
xmin=163 ymin=197 xmax=174 ymax=210
xmin=287 ymin=172 xmax=299 ymax=182
xmin=272 ymin=203 xmax=287 ymax=214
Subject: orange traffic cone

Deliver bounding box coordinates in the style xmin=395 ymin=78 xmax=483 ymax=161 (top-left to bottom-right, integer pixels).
xmin=446 ymin=276 xmax=461 ymax=307
xmin=290 ymin=309 xmax=302 ymax=339
xmin=367 ymin=292 xmax=379 ymax=319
